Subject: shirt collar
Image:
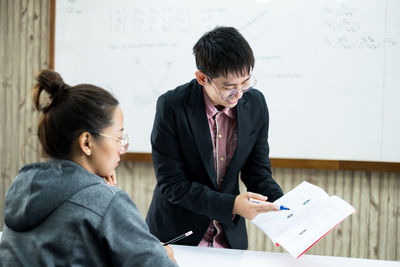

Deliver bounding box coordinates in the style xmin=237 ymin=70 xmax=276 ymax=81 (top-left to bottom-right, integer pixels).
xmin=202 ymin=88 xmax=236 ymax=120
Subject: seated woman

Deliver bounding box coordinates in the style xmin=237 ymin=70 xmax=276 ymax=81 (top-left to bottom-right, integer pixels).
xmin=0 ymin=70 xmax=178 ymax=266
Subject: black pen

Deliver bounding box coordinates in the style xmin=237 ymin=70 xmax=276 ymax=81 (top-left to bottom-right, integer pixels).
xmin=163 ymin=231 xmax=193 ymax=246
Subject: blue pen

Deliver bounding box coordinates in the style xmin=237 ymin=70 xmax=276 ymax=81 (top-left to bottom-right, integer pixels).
xmin=279 ymin=205 xmax=290 ymax=210
xmin=249 ymin=198 xmax=290 ymax=210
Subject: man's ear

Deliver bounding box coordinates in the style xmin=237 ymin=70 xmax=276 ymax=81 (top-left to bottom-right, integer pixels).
xmin=195 ymin=70 xmax=208 ymax=86
xmin=78 ymin=132 xmax=92 ymax=156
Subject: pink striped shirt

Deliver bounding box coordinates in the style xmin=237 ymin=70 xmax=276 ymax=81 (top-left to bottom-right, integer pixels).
xmin=198 ymin=88 xmax=238 ymax=248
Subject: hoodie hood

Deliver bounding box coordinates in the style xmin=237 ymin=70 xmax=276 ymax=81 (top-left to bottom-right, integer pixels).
xmin=4 ymin=159 xmax=104 ymax=231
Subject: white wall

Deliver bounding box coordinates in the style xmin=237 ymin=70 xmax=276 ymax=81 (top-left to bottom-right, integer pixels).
xmin=55 ymin=0 xmax=400 ymax=162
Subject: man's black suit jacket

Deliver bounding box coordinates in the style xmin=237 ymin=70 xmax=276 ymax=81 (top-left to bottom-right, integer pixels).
xmin=146 ymin=79 xmax=283 ymax=249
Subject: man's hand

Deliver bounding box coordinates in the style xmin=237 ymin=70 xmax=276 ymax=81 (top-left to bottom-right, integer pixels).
xmin=233 ymin=192 xmax=279 ymax=220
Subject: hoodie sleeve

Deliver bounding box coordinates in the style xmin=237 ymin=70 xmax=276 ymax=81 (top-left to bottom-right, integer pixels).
xmin=98 ymin=191 xmax=178 ymax=267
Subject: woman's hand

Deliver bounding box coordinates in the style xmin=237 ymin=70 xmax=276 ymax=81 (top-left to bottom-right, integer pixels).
xmin=163 ymin=244 xmax=177 ymax=264
xmin=103 ymin=169 xmax=117 ymax=186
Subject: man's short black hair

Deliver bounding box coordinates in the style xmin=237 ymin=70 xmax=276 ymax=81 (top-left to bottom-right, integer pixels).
xmin=193 ymin=26 xmax=255 ymax=79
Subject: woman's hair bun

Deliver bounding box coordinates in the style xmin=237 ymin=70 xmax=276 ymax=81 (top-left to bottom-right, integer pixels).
xmin=36 ymin=70 xmax=67 ymax=97
xmin=33 ymin=70 xmax=69 ymax=112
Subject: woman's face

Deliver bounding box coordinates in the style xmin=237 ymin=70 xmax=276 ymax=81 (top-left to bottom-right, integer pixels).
xmin=90 ymin=106 xmax=124 ymax=178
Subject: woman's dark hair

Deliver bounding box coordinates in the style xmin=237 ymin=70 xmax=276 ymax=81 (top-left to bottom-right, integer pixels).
xmin=192 ymin=26 xmax=255 ymax=79
xmin=32 ymin=70 xmax=119 ymax=159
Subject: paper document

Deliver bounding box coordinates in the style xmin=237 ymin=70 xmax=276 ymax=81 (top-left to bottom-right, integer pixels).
xmin=251 ymin=181 xmax=355 ymax=258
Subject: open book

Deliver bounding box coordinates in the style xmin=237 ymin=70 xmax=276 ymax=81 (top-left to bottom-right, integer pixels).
xmin=251 ymin=181 xmax=355 ymax=258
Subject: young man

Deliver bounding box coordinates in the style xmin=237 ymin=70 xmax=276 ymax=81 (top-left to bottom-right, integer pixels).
xmin=146 ymin=26 xmax=283 ymax=249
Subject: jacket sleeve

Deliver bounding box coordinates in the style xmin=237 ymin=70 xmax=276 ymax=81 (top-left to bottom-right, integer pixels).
xmin=151 ymin=94 xmax=237 ymax=225
xmin=240 ymin=92 xmax=283 ymax=202
xmin=99 ymin=191 xmax=178 ymax=267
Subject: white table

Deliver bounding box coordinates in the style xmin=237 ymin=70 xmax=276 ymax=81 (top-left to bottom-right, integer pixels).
xmin=171 ymin=245 xmax=400 ymax=267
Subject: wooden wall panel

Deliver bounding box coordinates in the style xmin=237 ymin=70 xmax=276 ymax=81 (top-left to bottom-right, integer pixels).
xmin=116 ymin=164 xmax=400 ymax=261
xmin=0 ymin=0 xmax=49 ymax=233
xmin=0 ymin=0 xmax=399 ymax=261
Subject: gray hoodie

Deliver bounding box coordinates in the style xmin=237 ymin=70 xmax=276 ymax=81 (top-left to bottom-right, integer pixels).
xmin=0 ymin=160 xmax=178 ymax=267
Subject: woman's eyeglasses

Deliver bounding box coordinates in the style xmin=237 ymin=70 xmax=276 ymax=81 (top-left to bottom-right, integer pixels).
xmin=90 ymin=132 xmax=130 ymax=154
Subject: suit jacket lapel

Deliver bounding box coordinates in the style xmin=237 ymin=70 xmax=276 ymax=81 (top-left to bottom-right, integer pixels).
xmin=224 ymin=94 xmax=251 ymax=181
xmin=185 ymin=82 xmax=217 ymax=188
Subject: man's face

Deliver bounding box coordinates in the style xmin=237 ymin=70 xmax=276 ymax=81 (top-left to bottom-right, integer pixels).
xmin=204 ymin=72 xmax=252 ymax=109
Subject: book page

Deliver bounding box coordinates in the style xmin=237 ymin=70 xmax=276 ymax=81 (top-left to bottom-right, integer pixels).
xmin=251 ymin=181 xmax=355 ymax=258
xmin=275 ymin=195 xmax=355 ymax=257
xmin=252 ymin=181 xmax=330 ymax=242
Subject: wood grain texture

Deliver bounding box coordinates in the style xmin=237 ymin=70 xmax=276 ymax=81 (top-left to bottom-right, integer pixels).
xmin=121 ymin=153 xmax=400 ymax=172
xmin=116 ymin=162 xmax=400 ymax=260
xmin=0 ymin=0 xmax=399 ymax=261
xmin=0 ymin=0 xmax=49 ymax=231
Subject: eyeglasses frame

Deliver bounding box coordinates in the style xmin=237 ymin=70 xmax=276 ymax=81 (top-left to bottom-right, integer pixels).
xmin=90 ymin=132 xmax=130 ymax=154
xmin=206 ymin=74 xmax=257 ymax=101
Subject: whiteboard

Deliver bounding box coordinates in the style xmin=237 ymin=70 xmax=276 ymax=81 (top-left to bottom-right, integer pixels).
xmin=54 ymin=0 xmax=400 ymax=162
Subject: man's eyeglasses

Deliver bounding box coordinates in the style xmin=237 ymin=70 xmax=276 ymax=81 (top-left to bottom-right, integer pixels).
xmin=207 ymin=75 xmax=257 ymax=101
xmin=90 ymin=132 xmax=130 ymax=154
